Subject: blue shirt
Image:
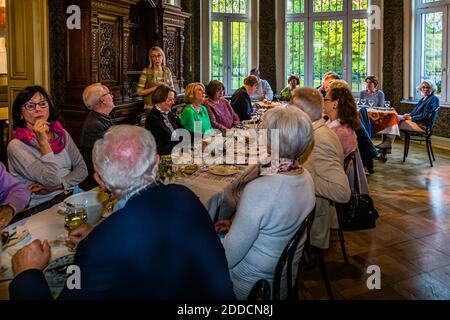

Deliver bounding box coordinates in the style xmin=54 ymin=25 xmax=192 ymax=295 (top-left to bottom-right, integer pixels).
xmin=359 ymin=90 xmax=385 ymax=107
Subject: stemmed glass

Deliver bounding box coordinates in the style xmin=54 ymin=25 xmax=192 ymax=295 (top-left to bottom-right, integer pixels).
xmin=384 ymin=100 xmax=391 ymax=109
xmin=368 ymin=99 xmax=374 ymax=109
xmin=355 ymin=98 xmax=360 ymax=106
xmin=360 ymin=98 xmax=367 ymax=107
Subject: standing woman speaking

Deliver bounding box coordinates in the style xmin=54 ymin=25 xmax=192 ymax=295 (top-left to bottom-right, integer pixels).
xmin=137 ymin=46 xmax=174 ymax=110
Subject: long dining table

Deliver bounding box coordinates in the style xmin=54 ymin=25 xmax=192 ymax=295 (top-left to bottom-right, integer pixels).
xmin=0 ymin=161 xmax=260 ymax=299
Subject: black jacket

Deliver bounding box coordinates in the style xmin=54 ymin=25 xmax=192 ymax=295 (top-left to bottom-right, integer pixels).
xmin=145 ymin=107 xmax=181 ymax=156
xmin=9 ymin=184 xmax=236 ymax=300
xmin=230 ymin=87 xmax=252 ymax=121
xmin=80 ymin=111 xmax=113 ymax=189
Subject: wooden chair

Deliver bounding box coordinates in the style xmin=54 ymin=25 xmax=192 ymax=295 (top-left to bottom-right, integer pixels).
xmin=247 ymin=279 xmax=271 ymax=300
xmin=272 ymin=208 xmax=315 ymax=300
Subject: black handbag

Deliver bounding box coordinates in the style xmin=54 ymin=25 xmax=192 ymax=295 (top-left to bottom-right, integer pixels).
xmin=339 ymin=153 xmax=379 ymax=231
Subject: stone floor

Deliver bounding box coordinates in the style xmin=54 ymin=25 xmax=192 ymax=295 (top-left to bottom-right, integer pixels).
xmin=299 ymin=138 xmax=450 ymax=300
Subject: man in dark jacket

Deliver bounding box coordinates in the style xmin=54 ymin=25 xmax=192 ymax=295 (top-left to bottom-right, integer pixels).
xmin=80 ymin=83 xmax=115 ymax=189
xmin=9 ymin=125 xmax=236 ymax=300
xmin=230 ymin=75 xmax=258 ymax=121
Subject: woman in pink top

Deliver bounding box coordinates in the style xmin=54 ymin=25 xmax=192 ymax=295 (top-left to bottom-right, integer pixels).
xmin=323 ymin=86 xmax=359 ymax=158
xmin=205 ymin=80 xmax=241 ymax=131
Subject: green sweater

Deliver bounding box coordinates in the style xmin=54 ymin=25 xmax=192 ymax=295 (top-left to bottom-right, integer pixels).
xmin=180 ymin=104 xmax=213 ymax=134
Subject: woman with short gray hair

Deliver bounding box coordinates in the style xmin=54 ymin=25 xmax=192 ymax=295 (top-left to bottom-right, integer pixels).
xmin=215 ymin=107 xmax=316 ymax=299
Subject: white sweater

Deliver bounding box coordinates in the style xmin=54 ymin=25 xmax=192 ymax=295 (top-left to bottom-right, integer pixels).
xmin=223 ymin=171 xmax=316 ymax=299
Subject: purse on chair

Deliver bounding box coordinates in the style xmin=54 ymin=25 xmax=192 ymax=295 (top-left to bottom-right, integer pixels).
xmin=339 ymin=154 xmax=379 ymax=231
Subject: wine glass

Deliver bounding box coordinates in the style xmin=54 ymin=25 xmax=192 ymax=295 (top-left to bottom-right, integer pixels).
xmin=64 ymin=205 xmax=87 ymax=231
xmin=360 ymin=98 xmax=367 ymax=107
xmin=384 ymin=100 xmax=391 ymax=109
xmin=368 ymin=99 xmax=374 ymax=109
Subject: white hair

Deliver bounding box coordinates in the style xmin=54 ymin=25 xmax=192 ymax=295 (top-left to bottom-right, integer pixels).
xmin=291 ymin=87 xmax=324 ymax=122
xmin=92 ymin=125 xmax=158 ymax=199
xmin=417 ymin=80 xmax=436 ymax=94
xmin=260 ymin=107 xmax=314 ymax=160
xmin=82 ymin=83 xmax=108 ymax=110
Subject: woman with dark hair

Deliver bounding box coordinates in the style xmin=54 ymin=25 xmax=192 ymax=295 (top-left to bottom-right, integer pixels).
xmin=359 ymin=75 xmax=385 ymax=108
xmin=204 ymin=80 xmax=240 ymax=131
xmin=145 ymin=84 xmax=181 ymax=155
xmin=279 ymin=75 xmax=300 ymax=101
xmin=323 ymin=86 xmax=359 ymax=158
xmin=7 ymin=86 xmax=87 ymax=208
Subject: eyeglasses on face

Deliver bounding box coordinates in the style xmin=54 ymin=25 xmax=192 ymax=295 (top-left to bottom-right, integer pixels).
xmin=101 ymin=92 xmax=113 ymax=98
xmin=23 ymin=100 xmax=49 ymax=111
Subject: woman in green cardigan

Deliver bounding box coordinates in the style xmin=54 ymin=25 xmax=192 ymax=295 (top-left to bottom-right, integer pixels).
xmin=180 ymin=83 xmax=213 ymax=135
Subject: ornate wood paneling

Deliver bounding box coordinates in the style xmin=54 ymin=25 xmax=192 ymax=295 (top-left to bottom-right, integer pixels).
xmin=55 ymin=0 xmax=143 ymax=145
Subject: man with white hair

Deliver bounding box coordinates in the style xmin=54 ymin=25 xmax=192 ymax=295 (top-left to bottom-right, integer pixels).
xmin=80 ymin=83 xmax=115 ymax=189
xmin=291 ymin=87 xmax=351 ymax=250
xmin=9 ymin=125 xmax=236 ymax=300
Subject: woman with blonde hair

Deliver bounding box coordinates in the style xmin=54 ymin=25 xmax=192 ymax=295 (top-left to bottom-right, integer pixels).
xmin=137 ymin=46 xmax=174 ymax=109
xmin=180 ymin=83 xmax=213 ymax=134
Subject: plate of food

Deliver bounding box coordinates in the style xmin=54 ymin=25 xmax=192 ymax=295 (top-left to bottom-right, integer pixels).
xmin=209 ymin=165 xmax=240 ymax=176
xmin=181 ymin=164 xmax=198 ymax=175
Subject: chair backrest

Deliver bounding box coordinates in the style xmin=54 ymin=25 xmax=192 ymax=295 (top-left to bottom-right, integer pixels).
xmin=247 ymin=279 xmax=271 ymax=300
xmin=272 ymin=207 xmax=315 ymax=300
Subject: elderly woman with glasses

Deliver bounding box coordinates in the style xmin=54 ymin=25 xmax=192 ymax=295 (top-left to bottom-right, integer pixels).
xmin=180 ymin=82 xmax=213 ymax=135
xmin=137 ymin=46 xmax=174 ymax=109
xmin=376 ymin=80 xmax=440 ymax=153
xmin=7 ymin=86 xmax=87 ymax=208
xmin=204 ymin=80 xmax=240 ymax=131
xmin=215 ymin=107 xmax=316 ymax=299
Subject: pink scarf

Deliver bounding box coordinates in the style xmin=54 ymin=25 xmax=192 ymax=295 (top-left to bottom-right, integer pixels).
xmin=277 ymin=158 xmax=301 ymax=173
xmin=12 ymin=121 xmax=66 ymax=154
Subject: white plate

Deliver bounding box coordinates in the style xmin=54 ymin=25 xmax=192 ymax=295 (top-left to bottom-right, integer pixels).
xmin=209 ymin=165 xmax=240 ymax=176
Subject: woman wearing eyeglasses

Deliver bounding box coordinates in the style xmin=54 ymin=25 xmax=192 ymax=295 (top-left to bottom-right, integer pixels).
xmin=137 ymin=46 xmax=174 ymax=109
xmin=7 ymin=86 xmax=87 ymax=208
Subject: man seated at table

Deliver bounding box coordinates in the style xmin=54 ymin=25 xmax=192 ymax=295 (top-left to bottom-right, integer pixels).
xmin=230 ymin=75 xmax=258 ymax=121
xmin=291 ymin=87 xmax=351 ymax=250
xmin=9 ymin=125 xmax=236 ymax=300
xmin=248 ymin=68 xmax=274 ymax=102
xmin=317 ymin=71 xmax=341 ymax=97
xmin=80 ymin=83 xmax=115 ymax=190
xmin=0 ymin=162 xmax=31 ymax=229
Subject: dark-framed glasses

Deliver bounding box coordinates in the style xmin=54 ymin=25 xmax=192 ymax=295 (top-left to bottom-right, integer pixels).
xmin=23 ymin=100 xmax=49 ymax=111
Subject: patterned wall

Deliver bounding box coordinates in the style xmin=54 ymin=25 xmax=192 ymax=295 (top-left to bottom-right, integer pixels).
xmin=383 ymin=0 xmax=404 ymax=111
xmin=181 ymin=0 xmax=200 ymax=87
xmin=48 ymin=0 xmax=66 ymax=109
xmin=258 ymin=0 xmax=277 ymax=92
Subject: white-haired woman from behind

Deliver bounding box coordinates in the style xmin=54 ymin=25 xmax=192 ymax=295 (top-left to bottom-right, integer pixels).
xmin=215 ymin=107 xmax=316 ymax=300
